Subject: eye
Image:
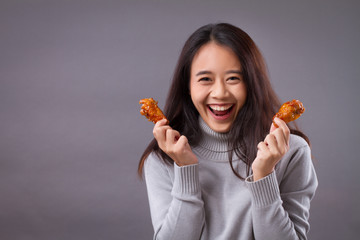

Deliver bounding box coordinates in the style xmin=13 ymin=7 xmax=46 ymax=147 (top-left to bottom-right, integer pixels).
xmin=227 ymin=76 xmax=241 ymax=82
xmin=198 ymin=77 xmax=211 ymax=82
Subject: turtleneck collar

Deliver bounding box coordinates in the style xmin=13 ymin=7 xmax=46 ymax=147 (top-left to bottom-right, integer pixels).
xmin=193 ymin=117 xmax=242 ymax=162
xmin=197 ymin=117 xmax=231 ymax=153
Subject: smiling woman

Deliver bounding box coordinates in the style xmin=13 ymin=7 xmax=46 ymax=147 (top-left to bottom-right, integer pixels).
xmin=138 ymin=23 xmax=318 ymax=240
xmin=190 ymin=42 xmax=247 ymax=133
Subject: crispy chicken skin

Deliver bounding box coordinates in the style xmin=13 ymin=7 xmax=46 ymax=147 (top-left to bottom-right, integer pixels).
xmin=273 ymin=99 xmax=305 ymax=127
xmin=139 ymin=98 xmax=168 ymax=124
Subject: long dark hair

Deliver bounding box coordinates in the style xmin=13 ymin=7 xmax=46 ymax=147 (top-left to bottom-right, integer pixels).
xmin=138 ymin=23 xmax=309 ymax=179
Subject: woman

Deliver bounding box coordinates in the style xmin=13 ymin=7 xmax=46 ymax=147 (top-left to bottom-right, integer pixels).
xmin=138 ymin=23 xmax=318 ymax=240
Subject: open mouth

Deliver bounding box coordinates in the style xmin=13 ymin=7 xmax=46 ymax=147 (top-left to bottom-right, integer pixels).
xmin=208 ymin=104 xmax=234 ymax=117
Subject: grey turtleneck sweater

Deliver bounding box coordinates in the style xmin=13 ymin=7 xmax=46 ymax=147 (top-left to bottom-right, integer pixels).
xmin=144 ymin=118 xmax=318 ymax=240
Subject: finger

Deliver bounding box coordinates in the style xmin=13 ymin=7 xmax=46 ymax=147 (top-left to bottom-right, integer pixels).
xmin=273 ymin=117 xmax=286 ymax=129
xmin=153 ymin=124 xmax=171 ymax=138
xmin=155 ymin=118 xmax=169 ymax=127
xmin=153 ymin=124 xmax=172 ymax=144
xmin=264 ymin=134 xmax=281 ymax=154
xmin=273 ymin=117 xmax=290 ymax=143
xmin=264 ymin=133 xmax=276 ymax=145
xmin=166 ymin=129 xmax=181 ymax=144
xmin=173 ymin=135 xmax=190 ymax=155
xmin=270 ymin=122 xmax=277 ymax=133
xmin=272 ymin=128 xmax=288 ymax=152
xmin=257 ymin=141 xmax=269 ymax=153
xmin=270 ymin=117 xmax=283 ymax=133
xmin=176 ymin=135 xmax=189 ymax=148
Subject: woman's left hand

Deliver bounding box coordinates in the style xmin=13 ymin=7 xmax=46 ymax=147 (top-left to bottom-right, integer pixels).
xmin=251 ymin=117 xmax=290 ymax=181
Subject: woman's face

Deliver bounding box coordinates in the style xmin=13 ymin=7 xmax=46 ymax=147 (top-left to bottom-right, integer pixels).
xmin=190 ymin=42 xmax=247 ymax=133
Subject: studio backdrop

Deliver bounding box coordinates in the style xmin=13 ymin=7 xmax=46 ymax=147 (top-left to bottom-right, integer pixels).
xmin=0 ymin=0 xmax=359 ymax=239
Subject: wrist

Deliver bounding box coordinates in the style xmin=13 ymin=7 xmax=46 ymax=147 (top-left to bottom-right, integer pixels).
xmin=176 ymin=159 xmax=198 ymax=167
xmin=252 ymin=168 xmax=274 ymax=181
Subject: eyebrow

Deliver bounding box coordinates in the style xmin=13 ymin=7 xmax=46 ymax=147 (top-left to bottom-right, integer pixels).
xmin=195 ymin=70 xmax=212 ymax=76
xmin=226 ymin=70 xmax=243 ymax=75
xmin=195 ymin=70 xmax=243 ymax=76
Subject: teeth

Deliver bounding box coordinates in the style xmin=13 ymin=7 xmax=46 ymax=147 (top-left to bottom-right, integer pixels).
xmin=210 ymin=105 xmax=232 ymax=111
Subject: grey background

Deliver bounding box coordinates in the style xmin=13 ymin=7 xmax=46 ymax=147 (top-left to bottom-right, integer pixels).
xmin=1 ymin=0 xmax=359 ymax=239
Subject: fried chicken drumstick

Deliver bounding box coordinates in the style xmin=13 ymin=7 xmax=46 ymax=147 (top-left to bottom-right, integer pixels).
xmin=273 ymin=99 xmax=305 ymax=127
xmin=139 ymin=98 xmax=168 ymax=124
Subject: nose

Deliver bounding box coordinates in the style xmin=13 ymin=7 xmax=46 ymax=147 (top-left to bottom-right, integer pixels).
xmin=210 ymin=79 xmax=229 ymax=99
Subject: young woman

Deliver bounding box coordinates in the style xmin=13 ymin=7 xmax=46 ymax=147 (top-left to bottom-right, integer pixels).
xmin=138 ymin=23 xmax=318 ymax=240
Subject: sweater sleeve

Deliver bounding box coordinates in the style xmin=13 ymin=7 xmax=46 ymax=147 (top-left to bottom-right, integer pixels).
xmin=245 ymin=138 xmax=318 ymax=240
xmin=144 ymin=153 xmax=205 ymax=240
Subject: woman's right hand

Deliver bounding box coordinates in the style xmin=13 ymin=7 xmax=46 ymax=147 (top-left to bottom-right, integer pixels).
xmin=153 ymin=119 xmax=198 ymax=166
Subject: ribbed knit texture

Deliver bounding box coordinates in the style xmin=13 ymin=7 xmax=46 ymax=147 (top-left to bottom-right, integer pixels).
xmin=172 ymin=164 xmax=200 ymax=194
xmin=246 ymin=172 xmax=281 ymax=207
xmin=194 ymin=117 xmax=242 ymax=161
xmin=198 ymin=118 xmax=229 ymax=152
